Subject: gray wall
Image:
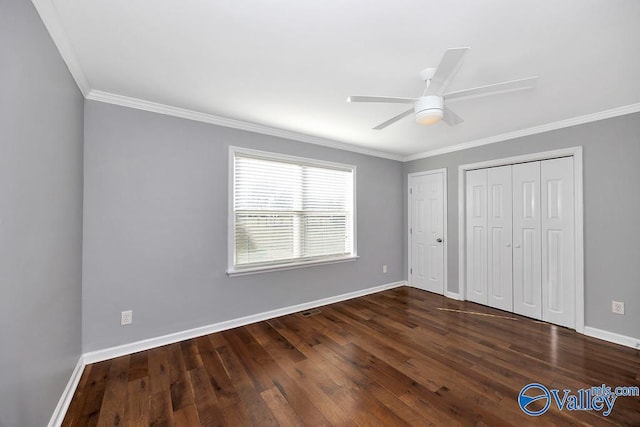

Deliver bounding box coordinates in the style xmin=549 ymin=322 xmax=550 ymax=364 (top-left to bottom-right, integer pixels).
xmin=404 ymin=112 xmax=640 ymax=338
xmin=82 ymin=100 xmax=404 ymax=352
xmin=0 ymin=1 xmax=84 ymax=426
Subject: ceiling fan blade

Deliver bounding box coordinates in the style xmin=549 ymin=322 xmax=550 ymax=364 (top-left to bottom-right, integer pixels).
xmin=443 ymin=106 xmax=464 ymax=126
xmin=444 ymin=76 xmax=538 ymax=102
xmin=425 ymin=47 xmax=470 ymax=95
xmin=347 ymin=95 xmax=416 ymax=104
xmin=373 ymin=108 xmax=414 ymax=130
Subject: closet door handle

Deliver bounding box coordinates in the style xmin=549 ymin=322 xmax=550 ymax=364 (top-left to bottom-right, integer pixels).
xmin=515 ymin=244 xmax=521 ymax=248
xmin=506 ymin=243 xmax=511 ymax=247
xmin=436 ymin=238 xmax=443 ymax=243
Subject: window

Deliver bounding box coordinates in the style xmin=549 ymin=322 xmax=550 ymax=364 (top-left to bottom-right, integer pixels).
xmin=228 ymin=147 xmax=356 ymax=275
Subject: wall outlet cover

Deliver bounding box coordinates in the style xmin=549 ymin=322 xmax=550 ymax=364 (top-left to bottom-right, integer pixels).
xmin=612 ymin=301 xmax=624 ymax=315
xmin=121 ymin=310 xmax=133 ymax=325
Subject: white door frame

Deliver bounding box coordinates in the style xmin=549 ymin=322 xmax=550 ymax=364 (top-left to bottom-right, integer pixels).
xmin=408 ymin=168 xmax=448 ymax=296
xmin=457 ymin=146 xmax=584 ymax=333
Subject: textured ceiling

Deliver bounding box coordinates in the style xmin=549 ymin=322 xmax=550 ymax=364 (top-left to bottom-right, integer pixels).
xmin=42 ymin=0 xmax=640 ymax=158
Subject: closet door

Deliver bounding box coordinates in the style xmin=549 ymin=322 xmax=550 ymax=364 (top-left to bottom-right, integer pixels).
xmin=466 ymin=169 xmax=488 ymax=304
xmin=487 ymin=166 xmax=513 ymax=312
xmin=541 ymin=157 xmax=575 ymax=328
xmin=512 ymin=162 xmax=542 ymax=319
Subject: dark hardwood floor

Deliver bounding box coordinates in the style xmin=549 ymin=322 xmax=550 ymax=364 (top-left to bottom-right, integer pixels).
xmin=63 ymin=287 xmax=640 ymax=426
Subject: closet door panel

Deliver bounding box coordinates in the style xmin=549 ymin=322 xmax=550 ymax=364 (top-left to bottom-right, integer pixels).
xmin=487 ymin=166 xmax=513 ymax=311
xmin=541 ymin=157 xmax=575 ymax=328
xmin=466 ymin=169 xmax=488 ymax=304
xmin=512 ymin=162 xmax=542 ymax=320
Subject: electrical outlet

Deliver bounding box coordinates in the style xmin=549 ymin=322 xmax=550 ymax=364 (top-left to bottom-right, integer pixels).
xmin=383 ymin=265 xmax=388 ymax=273
xmin=121 ymin=310 xmax=133 ymax=325
xmin=612 ymin=301 xmax=624 ymax=315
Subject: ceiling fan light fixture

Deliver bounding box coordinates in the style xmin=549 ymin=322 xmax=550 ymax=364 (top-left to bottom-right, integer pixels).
xmin=347 ymin=47 xmax=537 ymax=130
xmin=415 ymin=109 xmax=443 ymax=125
xmin=414 ymin=96 xmax=443 ymax=125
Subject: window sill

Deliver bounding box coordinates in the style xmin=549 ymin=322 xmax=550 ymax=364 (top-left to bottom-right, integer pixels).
xmin=227 ymin=255 xmax=359 ymax=277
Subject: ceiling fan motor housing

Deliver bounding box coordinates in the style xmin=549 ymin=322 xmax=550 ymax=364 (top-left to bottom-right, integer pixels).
xmin=415 ymin=95 xmax=444 ymax=125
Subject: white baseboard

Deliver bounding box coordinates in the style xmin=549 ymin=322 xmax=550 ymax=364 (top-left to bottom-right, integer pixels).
xmin=404 ymin=283 xmax=462 ymax=301
xmin=583 ymin=326 xmax=640 ymax=350
xmin=50 ymin=284 xmax=638 ymax=426
xmin=445 ymin=291 xmax=462 ymax=300
xmin=83 ymin=281 xmax=406 ymax=364
xmin=48 ymin=356 xmax=85 ymax=427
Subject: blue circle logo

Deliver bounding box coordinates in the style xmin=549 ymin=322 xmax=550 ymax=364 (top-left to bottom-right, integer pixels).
xmin=518 ymin=383 xmax=551 ymax=416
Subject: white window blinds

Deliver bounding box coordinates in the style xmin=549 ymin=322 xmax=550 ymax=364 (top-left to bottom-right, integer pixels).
xmin=232 ymin=150 xmax=355 ymax=270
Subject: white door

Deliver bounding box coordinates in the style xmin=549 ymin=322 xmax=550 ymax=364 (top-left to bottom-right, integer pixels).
xmin=487 ymin=166 xmax=513 ymax=312
xmin=512 ymin=161 xmax=542 ymax=319
xmin=541 ymin=157 xmax=575 ymax=328
xmin=409 ymin=172 xmax=445 ymax=294
xmin=466 ymin=169 xmax=488 ymax=304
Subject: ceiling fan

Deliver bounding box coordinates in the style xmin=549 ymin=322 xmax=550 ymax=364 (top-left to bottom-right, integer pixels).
xmin=347 ymin=47 xmax=538 ymax=130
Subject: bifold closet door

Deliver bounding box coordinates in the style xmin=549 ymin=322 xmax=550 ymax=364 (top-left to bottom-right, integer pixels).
xmin=465 ymin=158 xmax=575 ymax=326
xmin=541 ymin=157 xmax=575 ymax=328
xmin=512 ymin=161 xmax=542 ymax=320
xmin=466 ymin=169 xmax=488 ymax=305
xmin=487 ymin=166 xmax=513 ymax=312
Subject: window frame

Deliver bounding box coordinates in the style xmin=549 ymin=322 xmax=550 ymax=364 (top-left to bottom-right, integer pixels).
xmin=227 ymin=146 xmax=358 ymax=276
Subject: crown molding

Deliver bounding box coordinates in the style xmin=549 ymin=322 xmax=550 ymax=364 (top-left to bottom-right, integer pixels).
xmin=86 ymin=90 xmax=404 ymax=161
xmin=32 ymin=0 xmax=402 ymax=160
xmin=31 ymin=0 xmax=91 ymax=96
xmin=403 ymin=103 xmax=640 ymax=162
xmin=82 ymin=91 xmax=640 ymax=163
xmin=31 ymin=0 xmax=640 ymax=163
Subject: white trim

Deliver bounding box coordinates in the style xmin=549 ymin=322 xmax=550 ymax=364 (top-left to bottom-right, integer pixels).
xmin=445 ymin=291 xmax=462 ymax=300
xmin=457 ymin=146 xmax=584 ymax=332
xmin=456 ymin=146 xmax=581 ymax=171
xmin=228 ymin=146 xmax=357 ymax=275
xmin=87 ymin=90 xmax=403 ymax=161
xmin=403 ymin=103 xmax=640 ymax=161
xmin=407 ymin=181 xmax=412 ymax=281
xmin=47 ymin=356 xmax=85 ymax=427
xmin=352 ymin=162 xmax=358 ymax=265
xmin=25 ymin=1 xmax=640 ymax=163
xmin=83 ymin=281 xmax=406 ymax=364
xmin=583 ymin=327 xmax=640 ymax=350
xmin=52 ymin=281 xmax=404 ymax=422
xmin=86 ymin=91 xmax=640 ymax=164
xmin=31 ymin=0 xmax=91 ymax=96
xmin=573 ymin=150 xmax=585 ymax=334
xmin=227 ymin=255 xmax=359 ymax=277
xmin=407 ymin=169 xmax=448 ymax=295
xmin=48 ymin=290 xmax=637 ymax=426
xmin=228 ymin=146 xmax=235 ymax=277
xmin=458 ymin=164 xmax=465 ymax=301
xmin=228 ymin=145 xmax=357 ymax=171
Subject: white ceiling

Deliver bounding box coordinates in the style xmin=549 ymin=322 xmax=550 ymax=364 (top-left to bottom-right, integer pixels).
xmin=40 ymin=0 xmax=640 ymax=159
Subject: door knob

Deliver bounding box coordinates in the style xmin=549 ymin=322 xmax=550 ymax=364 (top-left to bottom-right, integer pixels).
xmin=506 ymin=243 xmax=511 ymax=247
xmin=515 ymin=244 xmax=521 ymax=248
xmin=436 ymin=238 xmax=443 ymax=243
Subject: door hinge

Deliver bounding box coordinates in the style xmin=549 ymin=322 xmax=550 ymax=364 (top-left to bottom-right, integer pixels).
xmin=410 ymin=227 xmax=412 ymax=234
xmin=410 ymin=268 xmax=412 ymax=275
xmin=410 ymin=188 xmax=413 ymax=194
